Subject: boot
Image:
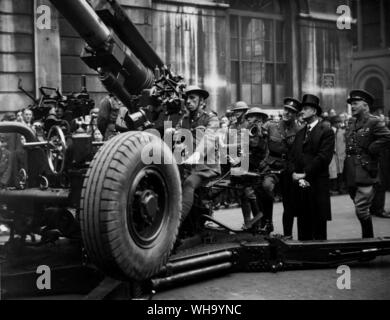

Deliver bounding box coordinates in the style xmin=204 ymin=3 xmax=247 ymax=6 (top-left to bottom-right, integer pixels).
xmin=360 ymin=218 xmax=374 ymax=238
xmin=260 ymin=219 xmax=274 ymax=234
xmin=250 ymin=199 xmax=262 ymax=221
xmin=241 ymin=200 xmax=252 ymax=229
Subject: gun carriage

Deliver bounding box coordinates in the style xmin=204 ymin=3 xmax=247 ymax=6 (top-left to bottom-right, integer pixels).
xmin=1 ymin=0 xmax=390 ymax=299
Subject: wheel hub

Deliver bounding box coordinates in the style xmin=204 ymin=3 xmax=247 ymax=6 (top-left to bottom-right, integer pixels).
xmin=137 ymin=190 xmax=159 ymax=224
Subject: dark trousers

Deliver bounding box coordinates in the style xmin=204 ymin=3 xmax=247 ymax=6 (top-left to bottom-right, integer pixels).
xmin=370 ymin=183 xmax=385 ymax=215
xmin=280 ymin=172 xmax=295 ymax=237
xmin=256 ymin=175 xmax=277 ymax=225
xmin=297 ymin=216 xmax=327 ymax=241
xmin=182 ymin=174 xmax=203 ymax=221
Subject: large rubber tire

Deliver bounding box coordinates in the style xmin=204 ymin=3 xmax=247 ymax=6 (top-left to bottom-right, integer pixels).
xmin=80 ymin=131 xmax=182 ymax=280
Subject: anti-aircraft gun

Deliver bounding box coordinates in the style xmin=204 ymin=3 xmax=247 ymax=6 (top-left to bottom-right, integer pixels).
xmin=0 ymin=0 xmax=187 ymax=282
xmin=1 ymin=0 xmax=390 ymax=299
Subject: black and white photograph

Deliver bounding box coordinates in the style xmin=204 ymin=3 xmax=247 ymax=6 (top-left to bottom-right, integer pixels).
xmin=0 ymin=0 xmax=390 ymax=306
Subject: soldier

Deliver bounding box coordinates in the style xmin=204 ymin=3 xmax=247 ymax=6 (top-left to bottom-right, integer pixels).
xmin=240 ymin=107 xmax=268 ymax=230
xmin=97 ymin=94 xmax=122 ymax=140
xmin=230 ymin=101 xmax=249 ymax=130
xmin=223 ymin=101 xmax=250 ymax=166
xmin=344 ymin=90 xmax=390 ymax=237
xmin=179 ymin=85 xmax=220 ymax=222
xmin=261 ymin=98 xmax=302 ymax=237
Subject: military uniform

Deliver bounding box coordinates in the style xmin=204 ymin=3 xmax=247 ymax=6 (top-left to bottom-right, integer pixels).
xmin=178 ymin=108 xmax=220 ymax=178
xmin=262 ymin=119 xmax=301 ymax=236
xmin=344 ymin=116 xmax=390 ymax=222
xmin=344 ymin=89 xmax=390 ymax=238
xmin=256 ymin=98 xmax=302 ymax=235
xmin=97 ymin=95 xmax=121 ymax=140
xmin=263 ymin=120 xmax=301 ymax=171
xmin=179 ymin=86 xmax=220 ymax=222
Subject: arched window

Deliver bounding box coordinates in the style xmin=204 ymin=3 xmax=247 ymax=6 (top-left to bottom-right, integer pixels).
xmin=364 ymin=77 xmax=384 ymax=107
xmin=229 ymin=0 xmax=285 ymax=108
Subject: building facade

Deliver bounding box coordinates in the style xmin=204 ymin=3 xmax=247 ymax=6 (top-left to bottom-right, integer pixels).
xmin=0 ymin=0 xmax=388 ymax=116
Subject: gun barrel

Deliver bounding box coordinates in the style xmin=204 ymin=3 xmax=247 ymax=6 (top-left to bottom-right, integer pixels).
xmin=98 ymin=0 xmax=165 ymax=70
xmin=49 ymin=0 xmax=155 ymax=108
xmin=50 ymin=0 xmax=111 ymax=49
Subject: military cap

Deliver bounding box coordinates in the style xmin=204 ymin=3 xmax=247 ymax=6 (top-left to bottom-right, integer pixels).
xmin=301 ymin=94 xmax=322 ymax=115
xmin=245 ymin=107 xmax=268 ymax=120
xmin=232 ymin=101 xmax=249 ymax=112
xmin=185 ymin=85 xmax=209 ymax=99
xmin=283 ymin=97 xmax=301 ymax=113
xmin=347 ymin=89 xmax=374 ymax=106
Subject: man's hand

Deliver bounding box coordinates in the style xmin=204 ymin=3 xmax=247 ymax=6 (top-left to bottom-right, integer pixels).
xmin=292 ymin=172 xmax=306 ymax=181
xmin=298 ymin=179 xmax=311 ymax=188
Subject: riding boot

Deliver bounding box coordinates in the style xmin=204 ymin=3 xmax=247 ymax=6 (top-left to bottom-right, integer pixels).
xmin=360 ymin=217 xmax=374 ymax=238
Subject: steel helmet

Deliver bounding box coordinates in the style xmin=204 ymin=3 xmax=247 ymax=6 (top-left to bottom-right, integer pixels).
xmin=232 ymin=101 xmax=249 ymax=112
xmin=245 ymin=107 xmax=268 ymax=120
xmin=185 ymin=85 xmax=209 ymax=99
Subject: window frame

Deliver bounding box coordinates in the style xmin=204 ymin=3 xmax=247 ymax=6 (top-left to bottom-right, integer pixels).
xmin=356 ymin=0 xmax=388 ymax=51
xmin=228 ymin=9 xmax=286 ymax=108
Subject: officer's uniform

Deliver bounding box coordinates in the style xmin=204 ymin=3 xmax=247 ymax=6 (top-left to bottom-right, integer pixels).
xmin=344 ymin=90 xmax=390 ymax=237
xmin=261 ymin=98 xmax=302 ymax=235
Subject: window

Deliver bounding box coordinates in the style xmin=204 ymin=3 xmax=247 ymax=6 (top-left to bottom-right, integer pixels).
xmin=355 ymin=0 xmax=389 ymax=50
xmin=230 ymin=15 xmax=286 ymax=107
xmin=361 ymin=0 xmax=381 ymax=49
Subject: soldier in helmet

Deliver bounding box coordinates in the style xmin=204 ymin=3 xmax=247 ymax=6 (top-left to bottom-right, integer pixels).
xmin=344 ymin=90 xmax=390 ymax=238
xmin=238 ymin=107 xmax=268 ymax=229
xmin=261 ymin=98 xmax=303 ymax=237
xmin=230 ymin=101 xmax=249 ymax=130
xmin=223 ymin=101 xmax=250 ymax=165
xmin=179 ymin=85 xmax=220 ymax=223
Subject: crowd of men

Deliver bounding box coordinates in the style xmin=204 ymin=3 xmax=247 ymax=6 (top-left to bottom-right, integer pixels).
xmin=1 ymin=87 xmax=390 ymax=242
xmin=161 ymin=86 xmax=390 ymax=241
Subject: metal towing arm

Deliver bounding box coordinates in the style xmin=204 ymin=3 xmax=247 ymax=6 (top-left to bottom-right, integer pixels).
xmin=149 ymin=236 xmax=390 ymax=292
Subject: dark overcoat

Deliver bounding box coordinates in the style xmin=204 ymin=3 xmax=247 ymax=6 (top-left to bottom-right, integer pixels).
xmin=290 ymin=122 xmax=335 ymax=222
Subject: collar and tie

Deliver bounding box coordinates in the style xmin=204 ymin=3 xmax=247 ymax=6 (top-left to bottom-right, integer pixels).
xmin=305 ymin=120 xmax=319 ymax=142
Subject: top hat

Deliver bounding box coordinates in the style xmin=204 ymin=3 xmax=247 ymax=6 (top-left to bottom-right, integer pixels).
xmin=301 ymin=94 xmax=322 ymax=115
xmin=283 ymin=97 xmax=301 ymax=113
xmin=185 ymin=85 xmax=209 ymax=99
xmin=347 ymin=89 xmax=374 ymax=107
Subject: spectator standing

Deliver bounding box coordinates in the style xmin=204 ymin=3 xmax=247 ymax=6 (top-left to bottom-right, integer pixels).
xmin=344 ymin=90 xmax=390 ymax=237
xmin=290 ymin=94 xmax=335 ymax=240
